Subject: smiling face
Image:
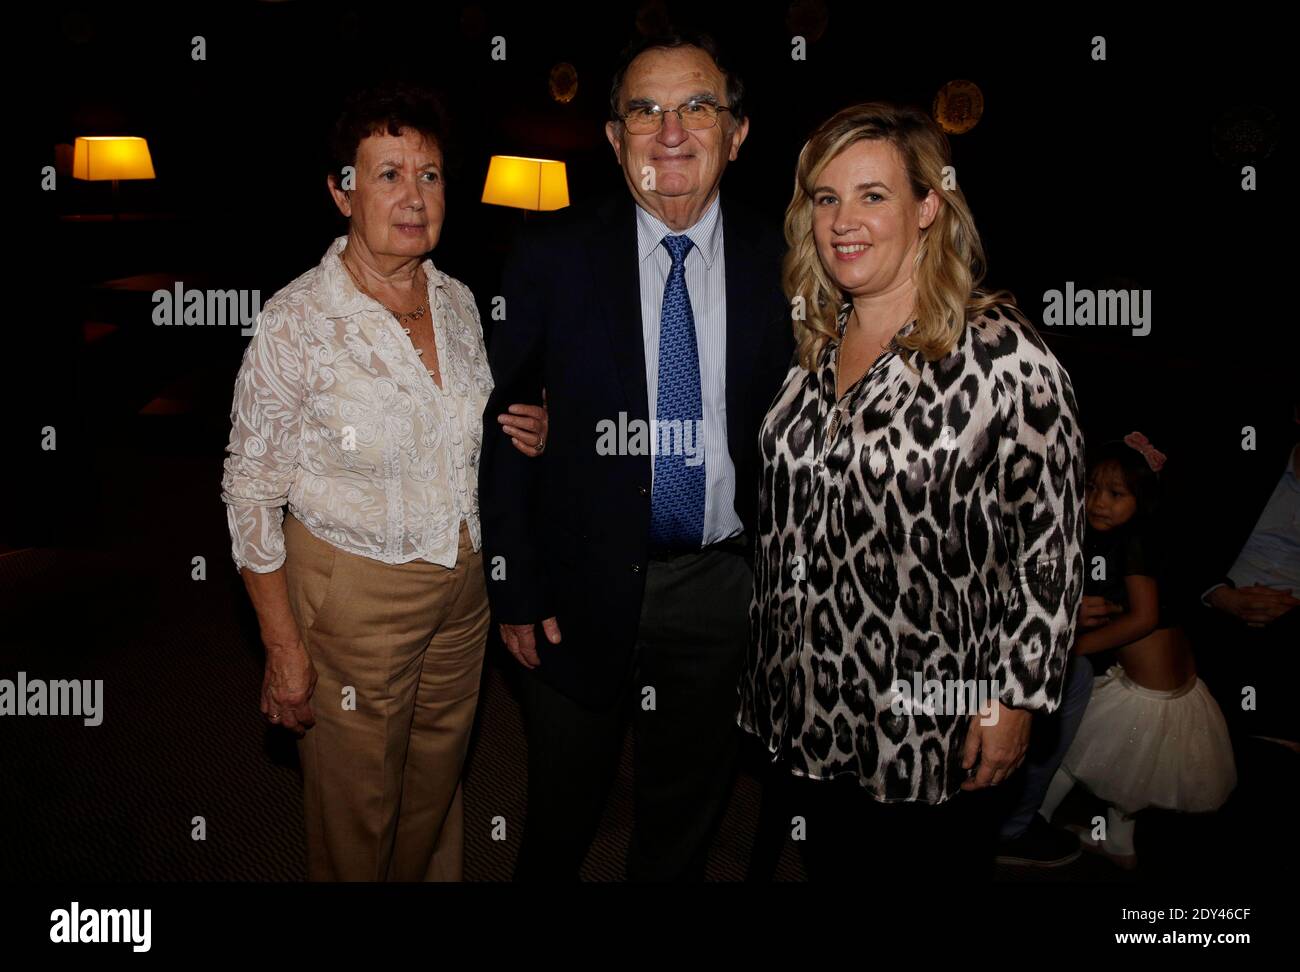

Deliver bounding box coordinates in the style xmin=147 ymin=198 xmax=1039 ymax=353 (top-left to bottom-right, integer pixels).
xmin=604 ymin=45 xmax=749 ymax=227
xmin=1086 ymin=461 xmax=1139 ymax=532
xmin=811 ymin=138 xmax=939 ymax=298
xmin=328 ymin=127 xmax=444 ymax=262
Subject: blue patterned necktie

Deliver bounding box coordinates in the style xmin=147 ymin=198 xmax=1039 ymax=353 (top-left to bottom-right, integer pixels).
xmin=649 ymin=233 xmax=706 ymax=550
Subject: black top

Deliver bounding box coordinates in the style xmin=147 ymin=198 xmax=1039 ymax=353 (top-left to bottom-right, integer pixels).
xmin=1083 ymin=519 xmax=1175 ymax=673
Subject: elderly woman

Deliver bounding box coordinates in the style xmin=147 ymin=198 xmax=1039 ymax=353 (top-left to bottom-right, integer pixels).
xmin=738 ymin=102 xmax=1086 ymax=880
xmin=220 ymin=82 xmax=546 ymax=882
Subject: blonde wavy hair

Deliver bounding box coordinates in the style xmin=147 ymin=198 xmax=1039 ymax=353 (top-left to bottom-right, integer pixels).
xmin=784 ymin=101 xmax=1018 ymax=372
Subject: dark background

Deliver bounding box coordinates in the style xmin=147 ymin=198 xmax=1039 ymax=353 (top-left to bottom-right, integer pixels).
xmin=2 ymin=0 xmax=1293 ymax=889
xmin=15 ymin=0 xmax=1294 ymax=548
xmin=15 ymin=0 xmax=1293 ymax=549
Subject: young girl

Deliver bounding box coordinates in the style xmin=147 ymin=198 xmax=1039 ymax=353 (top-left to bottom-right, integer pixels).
xmin=1039 ymin=432 xmax=1237 ymax=869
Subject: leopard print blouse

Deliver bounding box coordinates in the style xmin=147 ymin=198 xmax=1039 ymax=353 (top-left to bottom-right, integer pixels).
xmin=738 ymin=302 xmax=1087 ymax=803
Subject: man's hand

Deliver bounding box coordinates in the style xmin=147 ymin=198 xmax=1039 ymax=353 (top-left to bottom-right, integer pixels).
xmin=500 ymin=618 xmax=562 ymax=669
xmin=499 ymin=389 xmax=549 ymax=457
xmin=261 ymin=640 xmax=318 ymax=737
xmin=1208 ymin=585 xmax=1299 ymax=626
xmin=960 ymin=703 xmax=1032 ymax=790
xmin=1078 ymin=594 xmax=1124 ymax=630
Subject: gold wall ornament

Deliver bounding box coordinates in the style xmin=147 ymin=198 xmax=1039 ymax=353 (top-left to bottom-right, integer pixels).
xmin=786 ymin=0 xmax=830 ymax=43
xmin=934 ymin=80 xmax=985 ymax=134
xmin=1212 ymin=106 xmax=1278 ymax=164
xmin=549 ymin=62 xmax=578 ymax=104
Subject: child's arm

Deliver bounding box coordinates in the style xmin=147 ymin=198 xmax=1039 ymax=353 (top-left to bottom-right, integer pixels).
xmin=1073 ymin=575 xmax=1160 ymax=655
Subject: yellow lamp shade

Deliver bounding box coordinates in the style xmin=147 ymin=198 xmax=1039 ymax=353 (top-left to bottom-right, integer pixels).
xmin=72 ymin=136 xmax=156 ymax=181
xmin=481 ymin=155 xmax=568 ymax=211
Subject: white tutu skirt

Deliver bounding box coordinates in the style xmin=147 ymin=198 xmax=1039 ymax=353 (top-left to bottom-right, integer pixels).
xmin=1063 ymin=665 xmax=1237 ymax=814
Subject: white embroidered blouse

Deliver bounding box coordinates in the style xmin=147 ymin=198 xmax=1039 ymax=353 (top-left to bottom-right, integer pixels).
xmin=220 ymin=236 xmax=494 ymax=573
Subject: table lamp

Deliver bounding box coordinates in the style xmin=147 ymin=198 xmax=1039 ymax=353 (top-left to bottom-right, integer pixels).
xmin=481 ymin=155 xmax=569 ymax=214
xmin=72 ymin=136 xmax=156 ymax=219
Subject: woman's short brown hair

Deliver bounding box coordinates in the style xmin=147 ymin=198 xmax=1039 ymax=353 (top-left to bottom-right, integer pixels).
xmin=327 ymin=80 xmax=453 ymax=190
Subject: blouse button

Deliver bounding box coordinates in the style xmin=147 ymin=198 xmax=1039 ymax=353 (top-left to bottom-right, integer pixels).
xmin=403 ymin=328 xmax=411 ymax=335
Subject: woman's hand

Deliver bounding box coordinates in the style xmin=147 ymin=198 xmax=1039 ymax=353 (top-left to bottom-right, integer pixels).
xmin=960 ymin=703 xmax=1032 ymax=790
xmin=261 ymin=640 xmax=318 ymax=737
xmin=499 ymin=389 xmax=549 ymax=457
xmin=240 ymin=566 xmax=317 ymax=735
xmin=1077 ymin=594 xmax=1123 ymax=630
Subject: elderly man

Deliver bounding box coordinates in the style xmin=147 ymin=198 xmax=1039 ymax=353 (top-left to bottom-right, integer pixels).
xmin=479 ymin=31 xmax=792 ymax=880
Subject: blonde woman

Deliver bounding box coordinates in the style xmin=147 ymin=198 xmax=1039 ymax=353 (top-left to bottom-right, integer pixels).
xmin=737 ymin=102 xmax=1087 ymax=880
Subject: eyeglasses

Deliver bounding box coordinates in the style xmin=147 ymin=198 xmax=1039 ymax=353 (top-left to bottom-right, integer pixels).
xmin=616 ymin=99 xmax=733 ymax=135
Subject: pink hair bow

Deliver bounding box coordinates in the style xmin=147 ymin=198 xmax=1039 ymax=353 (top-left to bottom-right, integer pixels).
xmin=1124 ymin=431 xmax=1167 ymax=472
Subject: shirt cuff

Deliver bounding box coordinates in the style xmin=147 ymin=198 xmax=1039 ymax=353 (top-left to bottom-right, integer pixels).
xmin=1200 ymin=582 xmax=1230 ymax=607
xmin=233 ymin=553 xmax=286 ymax=574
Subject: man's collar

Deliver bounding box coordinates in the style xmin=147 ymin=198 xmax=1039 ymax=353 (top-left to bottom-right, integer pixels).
xmin=635 ymin=193 xmax=723 ymax=269
xmin=315 ymin=235 xmax=449 ymax=318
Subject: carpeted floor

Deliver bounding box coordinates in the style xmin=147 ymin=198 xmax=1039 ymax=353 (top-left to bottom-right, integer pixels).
xmin=0 ymin=519 xmax=806 ymax=882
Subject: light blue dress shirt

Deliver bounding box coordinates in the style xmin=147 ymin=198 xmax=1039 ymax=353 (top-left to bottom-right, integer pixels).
xmin=1227 ymin=446 xmax=1300 ymax=591
xmin=635 ymin=194 xmax=743 ymax=545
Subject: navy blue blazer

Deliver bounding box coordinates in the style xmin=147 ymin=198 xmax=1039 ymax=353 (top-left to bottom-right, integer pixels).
xmin=478 ymin=191 xmax=793 ymax=707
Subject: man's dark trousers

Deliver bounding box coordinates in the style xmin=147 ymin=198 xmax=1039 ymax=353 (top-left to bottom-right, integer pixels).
xmin=514 ymin=543 xmax=752 ymax=881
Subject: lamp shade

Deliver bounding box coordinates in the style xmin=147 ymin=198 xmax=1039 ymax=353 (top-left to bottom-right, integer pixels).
xmin=72 ymin=136 xmax=156 ymax=181
xmin=481 ymin=155 xmax=568 ymax=211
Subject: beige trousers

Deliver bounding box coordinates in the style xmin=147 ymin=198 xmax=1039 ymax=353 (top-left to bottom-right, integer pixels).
xmin=282 ymin=514 xmax=489 ymax=881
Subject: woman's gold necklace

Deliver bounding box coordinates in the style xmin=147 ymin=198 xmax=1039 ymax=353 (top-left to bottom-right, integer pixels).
xmin=342 ymin=254 xmax=439 ymax=383
xmin=342 ymin=255 xmax=427 ymax=323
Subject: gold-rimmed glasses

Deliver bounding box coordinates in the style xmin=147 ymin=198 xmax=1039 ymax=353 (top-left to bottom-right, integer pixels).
xmin=616 ymin=99 xmax=734 ymax=135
